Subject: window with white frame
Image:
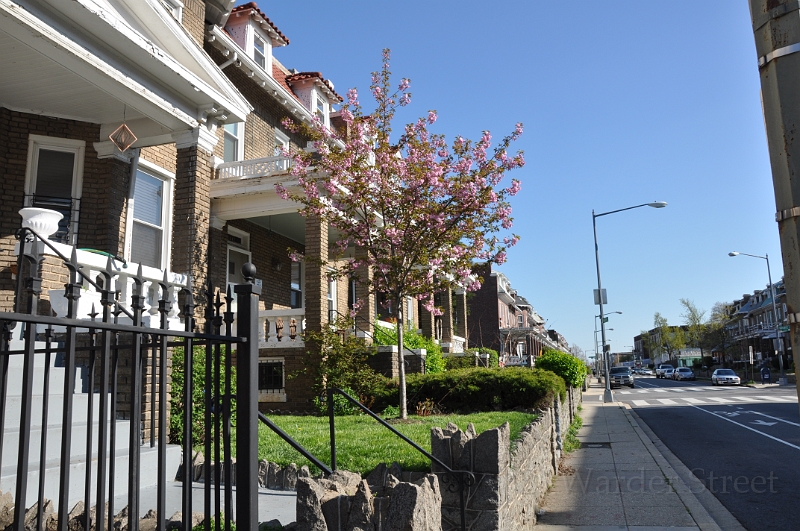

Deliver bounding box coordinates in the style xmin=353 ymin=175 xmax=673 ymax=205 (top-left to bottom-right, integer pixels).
xmin=253 ymin=35 xmax=266 ymax=69
xmin=24 ymin=135 xmax=85 ymax=244
xmin=159 ymin=0 xmax=183 ymax=21
xmin=223 ymin=122 xmax=244 ymax=162
xmin=327 ymin=271 xmax=337 ymax=322
xmin=290 ymin=261 xmax=302 ymax=309
xmin=127 ymin=160 xmax=173 ymax=269
xmin=227 ymin=227 xmax=251 ymax=289
xmin=315 ymin=92 xmax=327 ymax=125
xmin=406 ymin=297 xmax=414 ymax=327
xmin=274 ymin=129 xmax=290 ymax=170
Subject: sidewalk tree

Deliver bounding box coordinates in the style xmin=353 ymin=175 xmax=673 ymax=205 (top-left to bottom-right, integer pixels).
xmin=680 ymin=298 xmax=707 ymax=358
xmin=653 ymin=312 xmax=686 ymax=362
xmin=277 ymin=49 xmax=524 ymax=418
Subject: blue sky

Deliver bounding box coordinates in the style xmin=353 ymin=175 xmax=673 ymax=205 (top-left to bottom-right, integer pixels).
xmin=262 ymin=1 xmax=781 ymax=358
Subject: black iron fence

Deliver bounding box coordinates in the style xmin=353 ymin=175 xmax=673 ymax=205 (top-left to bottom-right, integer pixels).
xmin=0 ymin=227 xmax=262 ymax=531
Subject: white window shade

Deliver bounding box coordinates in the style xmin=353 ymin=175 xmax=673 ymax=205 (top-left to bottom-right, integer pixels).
xmin=131 ymin=171 xmax=165 ymax=268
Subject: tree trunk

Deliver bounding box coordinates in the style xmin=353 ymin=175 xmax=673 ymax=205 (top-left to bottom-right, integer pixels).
xmin=396 ymin=300 xmax=407 ymax=419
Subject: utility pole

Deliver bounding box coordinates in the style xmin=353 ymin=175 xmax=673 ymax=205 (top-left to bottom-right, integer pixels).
xmin=748 ymin=0 xmax=800 ymax=408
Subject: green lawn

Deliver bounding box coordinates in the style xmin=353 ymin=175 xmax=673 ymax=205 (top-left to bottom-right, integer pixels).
xmin=256 ymin=411 xmax=537 ymax=474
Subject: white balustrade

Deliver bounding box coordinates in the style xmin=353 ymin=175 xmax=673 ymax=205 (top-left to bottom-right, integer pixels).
xmin=19 ymin=241 xmax=187 ymax=330
xmin=259 ymin=309 xmax=305 ymax=348
xmin=216 ymin=155 xmax=292 ymax=180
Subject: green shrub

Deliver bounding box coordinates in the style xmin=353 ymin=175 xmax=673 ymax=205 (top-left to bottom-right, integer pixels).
xmin=373 ymin=325 xmax=446 ymax=374
xmin=169 ymin=345 xmax=236 ymax=446
xmin=535 ymin=349 xmax=587 ymax=388
xmin=313 ymin=386 xmax=361 ymax=416
xmin=445 ymin=355 xmax=477 ymax=370
xmin=301 ymin=317 xmax=388 ymax=407
xmin=372 ymin=367 xmax=565 ymax=413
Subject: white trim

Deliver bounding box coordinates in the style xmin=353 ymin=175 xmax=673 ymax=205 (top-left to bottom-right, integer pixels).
xmin=24 ymin=135 xmax=86 ymax=245
xmin=223 ymin=121 xmax=245 ymax=162
xmin=172 ymin=127 xmax=218 ymax=152
xmin=125 ymin=155 xmax=174 ymax=270
xmin=93 ymin=141 xmax=135 ymax=162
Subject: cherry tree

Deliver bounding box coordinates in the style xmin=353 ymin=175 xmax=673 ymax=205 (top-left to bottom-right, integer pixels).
xmin=277 ymin=49 xmax=524 ymax=418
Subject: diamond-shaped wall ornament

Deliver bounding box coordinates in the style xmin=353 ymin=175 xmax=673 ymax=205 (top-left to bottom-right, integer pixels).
xmin=109 ymin=123 xmax=137 ymax=152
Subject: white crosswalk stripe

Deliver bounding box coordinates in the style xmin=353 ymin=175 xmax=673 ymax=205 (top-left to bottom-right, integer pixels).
xmin=622 ymin=394 xmax=797 ymax=406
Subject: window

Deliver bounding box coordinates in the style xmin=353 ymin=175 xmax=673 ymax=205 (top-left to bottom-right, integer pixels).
xmin=24 ymin=135 xmax=85 ymax=244
xmin=315 ymin=93 xmax=327 ymax=123
xmin=406 ymin=297 xmax=414 ymax=327
xmin=290 ymin=261 xmax=302 ymax=309
xmin=224 ymin=122 xmax=244 ymax=162
xmin=327 ymin=272 xmax=337 ymax=322
xmin=274 ymin=129 xmax=290 ymax=170
xmin=518 ymin=315 xmax=524 ymax=326
xmin=253 ymin=35 xmax=266 ymax=69
xmin=127 ymin=160 xmax=173 ymax=269
xmin=159 ymin=0 xmax=183 ymax=21
xmin=348 ymin=277 xmax=357 ymax=311
xmin=227 ymin=227 xmax=251 ymax=289
xmin=258 ymin=361 xmax=283 ymax=390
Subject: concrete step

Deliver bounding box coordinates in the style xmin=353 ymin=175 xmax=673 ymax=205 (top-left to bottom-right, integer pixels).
xmin=0 ymin=443 xmax=182 ymax=513
xmin=1 ymin=392 xmax=102 ymax=429
xmin=2 ymin=419 xmax=131 ymax=467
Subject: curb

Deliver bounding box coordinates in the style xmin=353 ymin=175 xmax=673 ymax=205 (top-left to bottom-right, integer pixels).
xmin=620 ymin=404 xmax=746 ymax=531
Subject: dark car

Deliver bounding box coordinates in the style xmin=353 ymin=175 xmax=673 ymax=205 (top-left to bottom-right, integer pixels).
xmin=674 ymin=367 xmax=695 ymax=381
xmin=609 ymin=366 xmax=635 ymax=388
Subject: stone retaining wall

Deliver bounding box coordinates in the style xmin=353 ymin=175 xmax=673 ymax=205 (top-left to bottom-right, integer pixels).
xmin=430 ymin=387 xmax=582 ymax=530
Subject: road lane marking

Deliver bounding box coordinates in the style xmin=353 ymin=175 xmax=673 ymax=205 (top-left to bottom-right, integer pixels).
xmin=656 ymin=399 xmax=678 ymax=405
xmin=705 ymin=397 xmax=735 ymax=403
xmin=683 ymin=398 xmax=707 ymax=404
xmin=691 ymin=405 xmax=800 ymax=451
xmin=750 ymin=411 xmax=800 ymax=427
xmin=618 ymin=391 xmax=631 ymax=394
xmin=653 ymin=389 xmax=668 ymax=393
xmin=632 ymin=400 xmax=649 ymax=406
xmin=753 ymin=395 xmax=797 ymax=402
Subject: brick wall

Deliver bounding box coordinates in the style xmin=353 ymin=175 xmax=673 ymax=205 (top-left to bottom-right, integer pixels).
xmin=0 ymin=108 xmax=131 ymax=311
xmin=181 ymin=0 xmax=207 ymax=47
xmin=206 ymin=47 xmax=309 ymax=158
xmin=467 ymin=263 xmax=501 ymax=352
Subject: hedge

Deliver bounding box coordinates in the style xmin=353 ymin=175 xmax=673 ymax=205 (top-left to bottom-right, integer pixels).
xmin=535 ymin=349 xmax=587 ymax=388
xmin=372 ymin=367 xmax=566 ymax=413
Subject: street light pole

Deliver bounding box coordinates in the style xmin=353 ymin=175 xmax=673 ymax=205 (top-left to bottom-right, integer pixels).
xmin=728 ymin=251 xmax=787 ymax=384
xmin=594 ymin=202 xmax=666 ymax=403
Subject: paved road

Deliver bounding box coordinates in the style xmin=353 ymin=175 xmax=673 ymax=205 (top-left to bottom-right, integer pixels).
xmin=604 ymin=376 xmax=799 ymax=531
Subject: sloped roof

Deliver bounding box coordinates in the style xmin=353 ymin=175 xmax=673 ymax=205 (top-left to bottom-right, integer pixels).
xmin=230 ymin=2 xmax=289 ymax=45
xmin=286 ymin=72 xmax=343 ymax=102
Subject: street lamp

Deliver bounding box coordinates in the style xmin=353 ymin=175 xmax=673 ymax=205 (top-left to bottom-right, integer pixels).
xmin=728 ymin=251 xmax=787 ymax=384
xmin=594 ymin=202 xmax=667 ymax=403
xmin=595 ymin=311 xmax=621 ymax=360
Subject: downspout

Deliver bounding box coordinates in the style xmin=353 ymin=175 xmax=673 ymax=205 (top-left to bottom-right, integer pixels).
xmin=218 ymin=51 xmax=239 ymax=70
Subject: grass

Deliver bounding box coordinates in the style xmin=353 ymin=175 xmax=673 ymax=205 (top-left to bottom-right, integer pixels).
xmin=255 ymin=411 xmax=537 ymax=474
xmin=562 ymin=413 xmax=583 ymax=453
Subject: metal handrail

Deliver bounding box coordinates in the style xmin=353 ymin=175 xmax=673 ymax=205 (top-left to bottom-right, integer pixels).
xmin=258 ymin=412 xmax=332 ymax=475
xmin=326 ymin=388 xmax=474 ymax=531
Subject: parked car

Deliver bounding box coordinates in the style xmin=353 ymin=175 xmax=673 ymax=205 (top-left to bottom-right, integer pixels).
xmin=637 ymin=368 xmax=653 ymax=376
xmin=674 ymin=367 xmax=695 ymax=381
xmin=655 ymin=364 xmax=673 ymax=378
xmin=609 ymin=366 xmax=635 ymax=388
xmin=711 ymin=368 xmax=741 ymax=386
xmin=662 ymin=367 xmax=674 ymax=379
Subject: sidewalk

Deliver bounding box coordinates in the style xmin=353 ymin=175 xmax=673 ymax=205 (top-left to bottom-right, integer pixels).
xmin=535 ymin=382 xmax=746 ymax=530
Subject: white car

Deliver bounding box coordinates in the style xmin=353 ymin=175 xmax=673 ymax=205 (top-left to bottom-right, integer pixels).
xmin=662 ymin=367 xmax=674 ymax=379
xmin=711 ymin=368 xmax=741 ymax=386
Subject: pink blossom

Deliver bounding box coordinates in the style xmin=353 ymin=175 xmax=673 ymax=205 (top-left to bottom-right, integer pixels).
xmin=427 ymin=110 xmax=437 ymax=124
xmin=288 ymin=251 xmax=304 ymax=262
xmin=398 ymin=78 xmax=410 ymax=91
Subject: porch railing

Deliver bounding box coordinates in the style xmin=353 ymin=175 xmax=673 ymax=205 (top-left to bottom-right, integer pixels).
xmin=259 ymin=308 xmax=305 ymax=347
xmin=216 ymin=155 xmax=293 ymax=180
xmin=1 ymin=227 xmax=262 ymax=531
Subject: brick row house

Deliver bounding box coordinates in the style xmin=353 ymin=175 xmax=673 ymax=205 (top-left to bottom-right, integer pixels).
xmin=467 ymin=263 xmax=567 ymax=365
xmin=1 ymin=0 xmax=434 ymax=416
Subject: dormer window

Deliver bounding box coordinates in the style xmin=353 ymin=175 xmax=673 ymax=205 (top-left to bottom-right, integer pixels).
xmin=253 ymin=35 xmax=266 ymax=69
xmin=315 ymin=94 xmax=326 ymax=121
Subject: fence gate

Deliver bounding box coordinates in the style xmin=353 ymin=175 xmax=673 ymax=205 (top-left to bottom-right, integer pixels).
xmin=0 ymin=227 xmax=262 ymax=531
